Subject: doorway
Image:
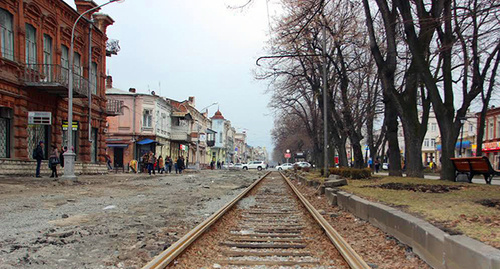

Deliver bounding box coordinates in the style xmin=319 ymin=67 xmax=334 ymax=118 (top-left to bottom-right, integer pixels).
xmin=114 ymin=147 xmax=124 ymax=168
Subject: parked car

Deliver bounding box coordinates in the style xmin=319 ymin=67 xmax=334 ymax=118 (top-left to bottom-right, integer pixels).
xmin=294 ymin=162 xmax=312 ymax=168
xmin=382 ymin=163 xmax=389 ymax=170
xmin=242 ymin=161 xmax=267 ymax=171
xmin=276 ymin=163 xmax=294 ymax=170
xmin=231 ymin=163 xmax=243 ymax=170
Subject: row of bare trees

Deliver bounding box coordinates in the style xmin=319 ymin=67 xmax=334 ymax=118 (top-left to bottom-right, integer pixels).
xmin=259 ymin=0 xmax=500 ymax=180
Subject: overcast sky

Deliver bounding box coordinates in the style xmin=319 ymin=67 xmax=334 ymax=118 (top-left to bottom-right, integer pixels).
xmin=64 ymin=0 xmax=277 ymax=157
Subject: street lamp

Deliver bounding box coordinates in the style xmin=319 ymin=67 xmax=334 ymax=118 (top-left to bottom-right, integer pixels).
xmin=63 ymin=0 xmax=124 ymax=180
xmin=459 ymin=117 xmax=467 ymax=157
xmin=195 ymin=102 xmax=218 ymax=170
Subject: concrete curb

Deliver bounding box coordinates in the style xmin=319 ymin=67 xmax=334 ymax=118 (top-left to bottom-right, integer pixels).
xmin=335 ymin=191 xmax=500 ymax=269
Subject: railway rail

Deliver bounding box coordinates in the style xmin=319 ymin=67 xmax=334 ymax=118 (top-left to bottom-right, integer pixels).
xmin=143 ymin=171 xmax=370 ymax=269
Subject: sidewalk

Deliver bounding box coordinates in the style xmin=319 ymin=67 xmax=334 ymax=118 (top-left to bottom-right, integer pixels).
xmin=376 ymin=171 xmax=500 ymax=185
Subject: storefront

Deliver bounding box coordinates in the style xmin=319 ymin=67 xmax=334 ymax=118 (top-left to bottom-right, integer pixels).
xmin=483 ymin=141 xmax=500 ymax=169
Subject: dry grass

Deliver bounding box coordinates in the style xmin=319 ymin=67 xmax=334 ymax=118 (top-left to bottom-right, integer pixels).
xmin=339 ymin=176 xmax=500 ymax=249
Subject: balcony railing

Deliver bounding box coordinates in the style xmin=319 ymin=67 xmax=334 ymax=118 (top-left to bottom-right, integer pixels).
xmin=106 ymin=99 xmax=123 ymax=116
xmin=23 ymin=64 xmax=90 ymax=97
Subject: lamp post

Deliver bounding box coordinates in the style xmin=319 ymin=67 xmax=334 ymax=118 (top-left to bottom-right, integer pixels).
xmin=63 ymin=0 xmax=123 ymax=180
xmin=459 ymin=117 xmax=466 ymax=157
xmin=195 ymin=102 xmax=218 ymax=170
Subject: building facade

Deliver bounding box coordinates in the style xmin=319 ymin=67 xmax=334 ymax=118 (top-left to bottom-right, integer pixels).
xmin=0 ymin=0 xmax=114 ymax=167
xmin=478 ymin=107 xmax=500 ymax=169
xmin=106 ymin=83 xmax=173 ymax=169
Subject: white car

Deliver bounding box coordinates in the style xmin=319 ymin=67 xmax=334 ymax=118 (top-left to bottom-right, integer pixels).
xmin=276 ymin=163 xmax=294 ymax=170
xmin=382 ymin=163 xmax=389 ymax=170
xmin=231 ymin=163 xmax=243 ymax=170
xmin=294 ymin=162 xmax=312 ymax=168
xmin=242 ymin=161 xmax=267 ymax=171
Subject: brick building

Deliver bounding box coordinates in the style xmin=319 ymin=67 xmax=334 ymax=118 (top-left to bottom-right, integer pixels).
xmin=478 ymin=106 xmax=500 ymax=168
xmin=0 ymin=0 xmax=115 ymax=172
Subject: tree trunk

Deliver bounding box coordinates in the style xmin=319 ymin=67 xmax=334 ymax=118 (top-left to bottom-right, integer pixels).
xmin=439 ymin=118 xmax=460 ymax=180
xmin=385 ymin=98 xmax=402 ymax=176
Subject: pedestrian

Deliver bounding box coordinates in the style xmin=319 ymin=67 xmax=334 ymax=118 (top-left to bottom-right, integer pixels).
xmin=148 ymin=152 xmax=156 ymax=175
xmin=174 ymin=159 xmax=179 ymax=174
xmin=217 ymin=160 xmax=221 ymax=169
xmin=141 ymin=153 xmax=149 ymax=173
xmin=167 ymin=156 xmax=172 ymax=173
xmin=158 ymin=155 xmax=165 ymax=174
xmin=221 ymin=161 xmax=225 ymax=169
xmin=375 ymin=158 xmax=380 ymax=173
xmin=59 ymin=146 xmax=67 ymax=168
xmin=177 ymin=156 xmax=184 ymax=174
xmin=33 ymin=141 xmax=44 ymax=178
xmin=49 ymin=146 xmax=60 ymax=178
xmin=105 ymin=152 xmax=112 ymax=170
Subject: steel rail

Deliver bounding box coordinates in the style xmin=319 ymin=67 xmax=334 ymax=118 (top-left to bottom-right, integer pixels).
xmin=142 ymin=171 xmax=271 ymax=269
xmin=280 ymin=172 xmax=371 ymax=269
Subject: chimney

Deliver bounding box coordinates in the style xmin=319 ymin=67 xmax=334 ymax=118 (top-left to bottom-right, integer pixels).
xmin=74 ymin=0 xmax=99 ymax=19
xmin=188 ymin=96 xmax=195 ymax=107
xmin=129 ymin=88 xmax=136 ymax=93
xmin=106 ymin=76 xmax=113 ymax=89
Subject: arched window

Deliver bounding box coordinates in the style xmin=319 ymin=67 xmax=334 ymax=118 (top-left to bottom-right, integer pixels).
xmin=0 ymin=8 xmax=13 ymax=60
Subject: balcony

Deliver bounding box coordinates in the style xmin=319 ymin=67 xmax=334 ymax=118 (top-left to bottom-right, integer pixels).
xmin=171 ymin=125 xmax=191 ymax=142
xmin=106 ymin=99 xmax=123 ymax=116
xmin=22 ymin=64 xmax=90 ymax=97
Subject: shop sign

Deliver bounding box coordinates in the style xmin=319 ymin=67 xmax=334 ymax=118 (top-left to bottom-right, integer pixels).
xmin=284 ymin=153 xmax=291 ymax=158
xmin=483 ymin=142 xmax=500 ymax=151
xmin=28 ymin=111 xmax=51 ymax=125
xmin=62 ymin=121 xmax=79 ymax=131
xmin=180 ymin=144 xmax=186 ymax=150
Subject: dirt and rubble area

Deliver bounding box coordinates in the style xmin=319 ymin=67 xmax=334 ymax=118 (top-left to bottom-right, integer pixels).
xmin=0 ymin=170 xmax=262 ymax=269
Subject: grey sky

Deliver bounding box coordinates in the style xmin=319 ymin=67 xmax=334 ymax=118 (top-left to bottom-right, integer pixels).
xmin=64 ymin=0 xmax=276 ymax=156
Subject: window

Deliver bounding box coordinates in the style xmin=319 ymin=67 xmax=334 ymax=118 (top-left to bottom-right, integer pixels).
xmin=489 ymin=121 xmax=494 ymax=139
xmin=219 ymin=133 xmax=223 ymax=143
xmin=0 ymin=9 xmax=14 ymax=60
xmin=43 ymin=34 xmax=52 ymax=80
xmin=73 ymin=52 xmax=82 ymax=89
xmin=423 ymin=138 xmax=429 ymax=147
xmin=161 ymin=113 xmax=166 ymax=131
xmin=25 ymin=24 xmax=37 ymax=65
xmin=430 ymin=139 xmax=436 ymax=148
xmin=497 ymin=121 xmax=500 ymax=138
xmin=469 ymin=123 xmax=474 ymax=133
xmin=143 ymin=109 xmax=152 ymax=128
xmin=431 ymin=123 xmax=437 ymax=132
xmin=90 ymin=62 xmax=97 ymax=95
xmin=61 ymin=45 xmax=69 ymax=81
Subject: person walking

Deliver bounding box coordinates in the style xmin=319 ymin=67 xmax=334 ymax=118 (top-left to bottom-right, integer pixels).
xmin=34 ymin=141 xmax=44 ymax=178
xmin=148 ymin=152 xmax=156 ymax=175
xmin=105 ymin=152 xmax=112 ymax=170
xmin=158 ymin=155 xmax=165 ymax=174
xmin=49 ymin=147 xmax=60 ymax=178
xmin=59 ymin=146 xmax=67 ymax=169
xmin=375 ymin=158 xmax=380 ymax=173
xmin=177 ymin=156 xmax=184 ymax=174
xmin=167 ymin=156 xmax=172 ymax=173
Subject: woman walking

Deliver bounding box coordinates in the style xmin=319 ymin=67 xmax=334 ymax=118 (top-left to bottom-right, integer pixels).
xmin=157 ymin=155 xmax=165 ymax=174
xmin=49 ymin=147 xmax=60 ymax=178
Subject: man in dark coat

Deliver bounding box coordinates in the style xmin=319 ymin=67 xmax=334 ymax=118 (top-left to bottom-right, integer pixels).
xmin=177 ymin=156 xmax=184 ymax=174
xmin=35 ymin=141 xmax=44 ymax=178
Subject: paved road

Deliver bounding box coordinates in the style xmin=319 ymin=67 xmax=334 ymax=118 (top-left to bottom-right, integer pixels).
xmin=376 ymin=171 xmax=500 ymax=186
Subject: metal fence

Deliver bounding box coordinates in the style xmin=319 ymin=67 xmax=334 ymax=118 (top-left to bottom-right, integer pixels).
xmin=23 ymin=64 xmax=90 ymax=97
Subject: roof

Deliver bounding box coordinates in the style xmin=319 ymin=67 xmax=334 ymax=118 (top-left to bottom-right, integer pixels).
xmin=211 ymin=109 xmax=225 ymax=120
xmin=106 ymin=87 xmax=135 ymax=95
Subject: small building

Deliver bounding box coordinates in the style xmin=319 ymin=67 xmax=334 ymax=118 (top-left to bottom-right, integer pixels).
xmin=477 ymin=106 xmax=500 ymax=168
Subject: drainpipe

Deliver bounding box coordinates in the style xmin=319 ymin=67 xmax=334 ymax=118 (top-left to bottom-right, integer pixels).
xmin=133 ymin=94 xmax=137 ymax=159
xmin=88 ymin=21 xmax=93 ymax=143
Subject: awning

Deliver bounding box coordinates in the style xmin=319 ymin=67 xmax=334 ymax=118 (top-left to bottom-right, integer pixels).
xmin=455 ymin=140 xmax=471 ymax=149
xmin=107 ymin=144 xmax=128 ymax=148
xmin=137 ymin=139 xmax=157 ymax=145
xmin=206 ymin=128 xmax=217 ymax=134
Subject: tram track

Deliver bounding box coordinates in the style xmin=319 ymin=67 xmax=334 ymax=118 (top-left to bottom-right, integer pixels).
xmin=142 ymin=171 xmax=370 ymax=269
